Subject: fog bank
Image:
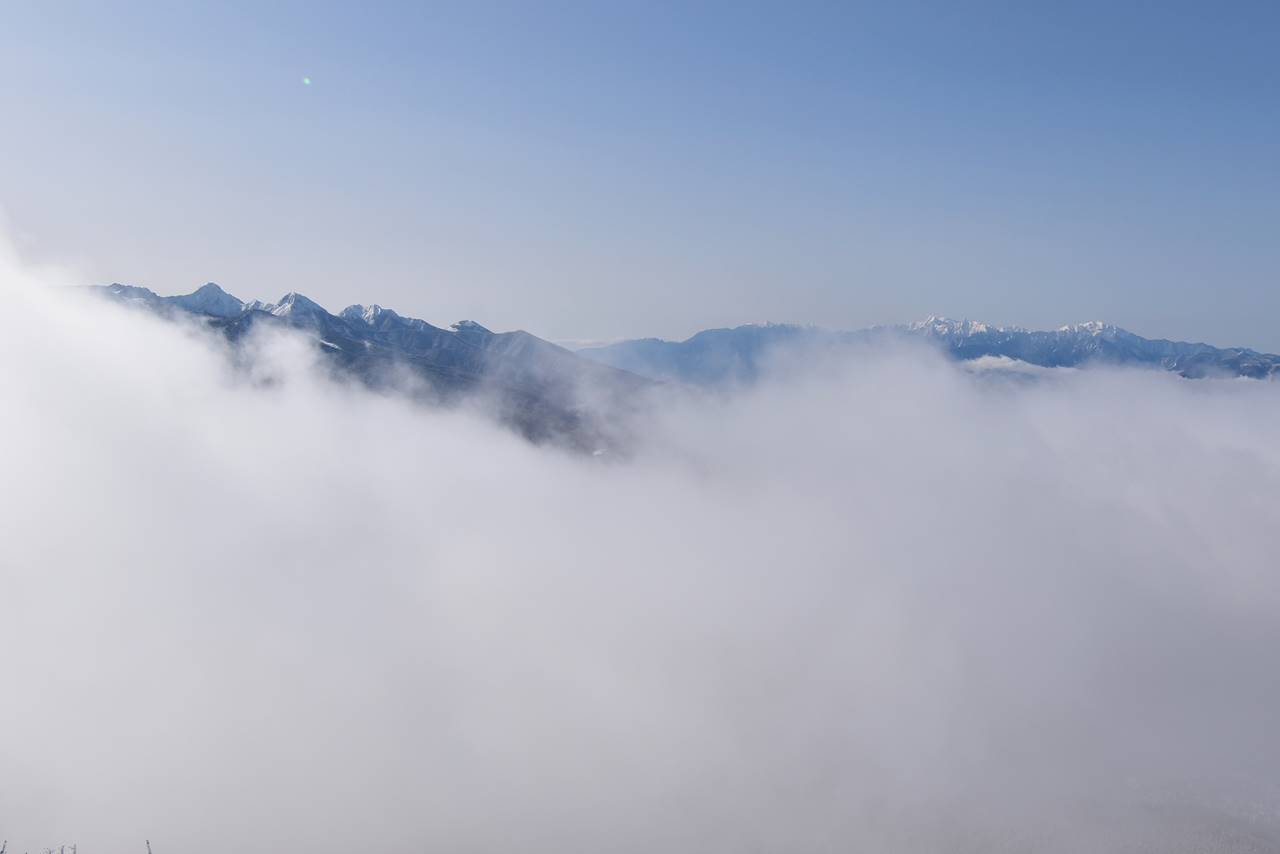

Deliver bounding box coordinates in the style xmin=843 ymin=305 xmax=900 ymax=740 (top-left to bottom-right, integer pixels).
xmin=2 ymin=261 xmax=1280 ymax=852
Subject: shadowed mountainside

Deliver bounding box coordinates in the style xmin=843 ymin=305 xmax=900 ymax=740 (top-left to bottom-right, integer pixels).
xmin=91 ymin=282 xmax=649 ymax=451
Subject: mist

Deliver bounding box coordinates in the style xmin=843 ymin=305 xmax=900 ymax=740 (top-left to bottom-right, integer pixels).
xmin=3 ymin=254 xmax=1280 ymax=852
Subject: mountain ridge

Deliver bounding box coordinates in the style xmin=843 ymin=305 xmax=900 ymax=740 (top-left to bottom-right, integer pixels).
xmin=89 ymin=282 xmax=648 ymax=450
xmin=87 ymin=283 xmax=1279 ymax=447
xmin=576 ymin=316 xmax=1280 ymax=384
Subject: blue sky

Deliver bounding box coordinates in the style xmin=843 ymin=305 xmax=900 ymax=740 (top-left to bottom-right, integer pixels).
xmin=2 ymin=1 xmax=1277 ymax=347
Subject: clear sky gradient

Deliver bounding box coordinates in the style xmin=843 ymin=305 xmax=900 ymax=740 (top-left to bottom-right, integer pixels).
xmin=2 ymin=1 xmax=1277 ymax=348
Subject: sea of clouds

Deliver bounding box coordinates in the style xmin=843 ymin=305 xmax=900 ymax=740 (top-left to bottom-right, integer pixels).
xmin=2 ymin=239 xmax=1280 ymax=853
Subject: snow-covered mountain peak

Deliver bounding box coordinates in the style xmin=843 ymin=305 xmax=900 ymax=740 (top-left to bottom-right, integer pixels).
xmin=1057 ymin=320 xmax=1118 ymax=336
xmin=451 ymin=320 xmax=494 ymax=341
xmin=270 ymin=292 xmax=327 ymax=319
xmin=340 ymin=304 xmax=399 ymax=325
xmin=910 ymin=316 xmax=999 ymax=336
xmin=168 ymin=282 xmax=245 ymax=318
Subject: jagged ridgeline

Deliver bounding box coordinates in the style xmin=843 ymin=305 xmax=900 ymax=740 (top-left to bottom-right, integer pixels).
xmin=89 ymin=283 xmax=650 ymax=452
xmin=90 ymin=284 xmax=1279 ymax=448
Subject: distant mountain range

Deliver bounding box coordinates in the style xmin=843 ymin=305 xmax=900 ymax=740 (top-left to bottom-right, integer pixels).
xmin=90 ymin=283 xmax=1279 ymax=447
xmin=578 ymin=316 xmax=1280 ymax=385
xmin=91 ymin=282 xmax=648 ymax=450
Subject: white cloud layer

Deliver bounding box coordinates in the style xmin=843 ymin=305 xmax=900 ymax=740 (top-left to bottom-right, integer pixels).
xmin=2 ymin=242 xmax=1280 ymax=853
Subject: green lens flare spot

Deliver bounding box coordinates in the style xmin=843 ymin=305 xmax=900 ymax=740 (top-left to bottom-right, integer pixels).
xmin=302 ymin=77 xmax=312 ymax=86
